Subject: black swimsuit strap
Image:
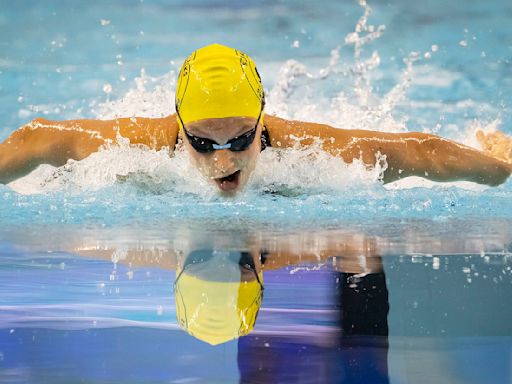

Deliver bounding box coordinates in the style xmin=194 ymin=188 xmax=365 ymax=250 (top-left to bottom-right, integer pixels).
xmin=260 ymin=125 xmax=271 ymax=151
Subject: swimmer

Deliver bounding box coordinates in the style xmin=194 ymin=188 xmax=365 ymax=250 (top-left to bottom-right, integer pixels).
xmin=0 ymin=43 xmax=511 ymax=193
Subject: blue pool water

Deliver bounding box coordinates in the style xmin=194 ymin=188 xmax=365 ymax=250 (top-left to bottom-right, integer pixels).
xmin=1 ymin=0 xmax=512 ymax=383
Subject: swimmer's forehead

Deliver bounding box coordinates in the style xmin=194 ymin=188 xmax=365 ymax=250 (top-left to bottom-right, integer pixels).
xmin=185 ymin=116 xmax=259 ymax=137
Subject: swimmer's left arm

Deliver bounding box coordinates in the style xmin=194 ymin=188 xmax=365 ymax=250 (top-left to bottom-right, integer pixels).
xmin=265 ymin=115 xmax=512 ymax=186
xmin=75 ymin=248 xmax=179 ymax=270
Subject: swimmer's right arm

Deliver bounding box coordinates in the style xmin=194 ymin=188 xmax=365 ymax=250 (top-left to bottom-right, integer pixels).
xmin=0 ymin=115 xmax=178 ymax=184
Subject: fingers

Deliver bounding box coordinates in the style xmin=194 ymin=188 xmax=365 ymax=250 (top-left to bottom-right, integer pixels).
xmin=475 ymin=130 xmax=512 ymax=163
xmin=475 ymin=130 xmax=485 ymax=143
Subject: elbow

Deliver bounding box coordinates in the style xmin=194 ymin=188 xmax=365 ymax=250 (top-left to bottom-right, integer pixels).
xmin=483 ymin=163 xmax=512 ymax=186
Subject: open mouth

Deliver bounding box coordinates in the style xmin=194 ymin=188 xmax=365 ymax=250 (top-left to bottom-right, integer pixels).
xmin=214 ymin=170 xmax=241 ymax=192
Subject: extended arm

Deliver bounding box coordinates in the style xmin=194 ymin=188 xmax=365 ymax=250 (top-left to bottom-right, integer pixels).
xmin=0 ymin=115 xmax=178 ymax=184
xmin=74 ymin=231 xmax=384 ymax=274
xmin=265 ymin=115 xmax=512 ymax=186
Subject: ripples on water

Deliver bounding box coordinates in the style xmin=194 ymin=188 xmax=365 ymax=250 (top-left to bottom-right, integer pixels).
xmin=1 ymin=226 xmax=511 ymax=383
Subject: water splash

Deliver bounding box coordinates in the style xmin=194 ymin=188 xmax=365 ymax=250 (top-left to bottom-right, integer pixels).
xmin=95 ymin=68 xmax=176 ymax=119
xmin=265 ymin=0 xmax=431 ymax=134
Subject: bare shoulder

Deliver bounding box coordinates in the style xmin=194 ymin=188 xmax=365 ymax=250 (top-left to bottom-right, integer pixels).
xmin=29 ymin=114 xmax=179 ymax=150
xmin=263 ymin=115 xmax=355 ymax=148
xmin=93 ymin=114 xmax=178 ymax=150
xmin=119 ymin=114 xmax=179 ymax=150
xmin=264 ymin=115 xmax=438 ymax=145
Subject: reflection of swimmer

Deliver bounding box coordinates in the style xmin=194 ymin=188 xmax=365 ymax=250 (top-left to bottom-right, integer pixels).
xmin=174 ymin=250 xmax=264 ymax=345
xmin=1 ymin=44 xmax=511 ymax=192
xmin=74 ymin=230 xmax=388 ymax=346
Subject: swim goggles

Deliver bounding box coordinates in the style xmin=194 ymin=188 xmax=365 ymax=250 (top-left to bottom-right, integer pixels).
xmin=175 ymin=102 xmax=264 ymax=154
xmin=175 ymin=249 xmax=263 ymax=286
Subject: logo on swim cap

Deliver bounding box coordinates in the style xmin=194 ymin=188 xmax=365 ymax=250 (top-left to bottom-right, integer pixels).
xmin=175 ymin=44 xmax=264 ymax=126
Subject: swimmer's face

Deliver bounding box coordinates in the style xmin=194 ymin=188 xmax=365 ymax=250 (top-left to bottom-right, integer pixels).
xmin=182 ymin=116 xmax=262 ymax=195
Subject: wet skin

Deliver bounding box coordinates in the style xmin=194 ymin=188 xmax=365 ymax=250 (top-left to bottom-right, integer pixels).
xmin=183 ymin=116 xmax=263 ymax=194
xmin=0 ymin=114 xmax=511 ymax=187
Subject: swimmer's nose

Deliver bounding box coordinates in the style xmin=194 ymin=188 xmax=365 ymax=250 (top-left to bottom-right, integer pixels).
xmin=211 ymin=149 xmax=236 ymax=175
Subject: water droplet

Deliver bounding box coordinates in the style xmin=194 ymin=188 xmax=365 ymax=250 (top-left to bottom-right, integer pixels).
xmin=412 ymin=255 xmax=423 ymax=263
xmin=103 ymin=83 xmax=113 ymax=94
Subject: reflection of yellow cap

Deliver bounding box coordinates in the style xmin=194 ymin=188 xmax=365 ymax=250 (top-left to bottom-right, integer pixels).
xmin=174 ymin=270 xmax=263 ymax=345
xmin=175 ymin=43 xmax=264 ymax=126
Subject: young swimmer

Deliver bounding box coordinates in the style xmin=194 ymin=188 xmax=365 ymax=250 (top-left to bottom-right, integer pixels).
xmin=0 ymin=43 xmax=511 ymax=193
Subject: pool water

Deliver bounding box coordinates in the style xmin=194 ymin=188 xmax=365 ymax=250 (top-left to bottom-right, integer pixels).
xmin=1 ymin=226 xmax=511 ymax=383
xmin=1 ymin=0 xmax=512 ymax=383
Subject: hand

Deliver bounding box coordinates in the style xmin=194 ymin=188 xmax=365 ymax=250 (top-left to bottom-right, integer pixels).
xmin=476 ymin=130 xmax=512 ymax=164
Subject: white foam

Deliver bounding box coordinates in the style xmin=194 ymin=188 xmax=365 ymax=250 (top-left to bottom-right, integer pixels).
xmin=384 ymin=176 xmax=487 ymax=192
xmin=249 ymin=145 xmax=384 ymax=195
xmin=9 ymin=142 xmax=218 ymax=197
xmin=9 ymin=140 xmax=384 ymax=196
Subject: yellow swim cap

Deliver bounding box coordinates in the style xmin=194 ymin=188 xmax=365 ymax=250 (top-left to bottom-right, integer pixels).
xmin=174 ymin=266 xmax=263 ymax=345
xmin=175 ymin=43 xmax=264 ymax=126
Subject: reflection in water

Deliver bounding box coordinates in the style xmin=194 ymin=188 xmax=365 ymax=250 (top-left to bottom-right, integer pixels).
xmin=237 ymin=267 xmax=389 ymax=384
xmin=174 ymin=250 xmax=264 ymax=345
xmin=2 ymin=223 xmax=510 ymax=383
xmin=172 ymin=241 xmax=390 ymax=383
